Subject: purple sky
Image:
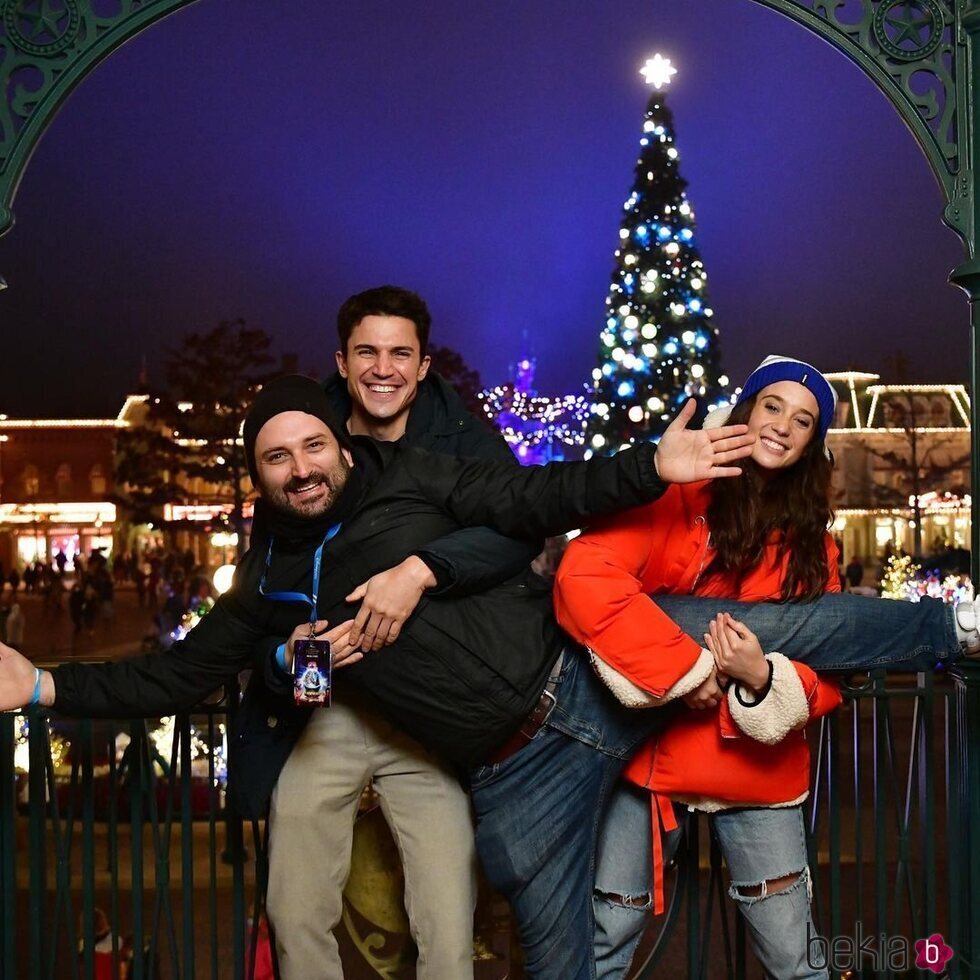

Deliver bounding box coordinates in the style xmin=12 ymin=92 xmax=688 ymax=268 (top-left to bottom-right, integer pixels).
xmin=0 ymin=0 xmax=968 ymax=418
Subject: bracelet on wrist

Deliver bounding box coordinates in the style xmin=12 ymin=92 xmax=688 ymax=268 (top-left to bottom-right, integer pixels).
xmin=29 ymin=668 xmax=42 ymax=707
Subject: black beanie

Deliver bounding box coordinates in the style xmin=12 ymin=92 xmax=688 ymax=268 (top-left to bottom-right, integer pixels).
xmin=243 ymin=375 xmax=354 ymax=484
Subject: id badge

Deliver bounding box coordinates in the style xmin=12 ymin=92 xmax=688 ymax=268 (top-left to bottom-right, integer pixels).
xmin=293 ymin=637 xmax=332 ymax=706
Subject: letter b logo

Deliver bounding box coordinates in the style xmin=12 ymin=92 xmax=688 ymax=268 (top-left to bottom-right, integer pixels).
xmin=915 ymin=933 xmax=953 ymax=974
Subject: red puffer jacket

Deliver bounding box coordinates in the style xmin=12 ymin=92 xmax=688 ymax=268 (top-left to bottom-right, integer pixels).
xmin=554 ymin=481 xmax=842 ymax=809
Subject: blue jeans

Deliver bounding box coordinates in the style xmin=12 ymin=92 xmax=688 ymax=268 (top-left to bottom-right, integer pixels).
xmin=470 ymin=595 xmax=958 ymax=978
xmin=714 ymin=808 xmax=827 ymax=979
xmin=469 ymin=652 xmax=671 ymax=980
xmin=655 ymin=592 xmax=960 ymax=672
xmin=593 ymin=783 xmax=681 ymax=979
xmin=594 ymin=789 xmax=827 ymax=980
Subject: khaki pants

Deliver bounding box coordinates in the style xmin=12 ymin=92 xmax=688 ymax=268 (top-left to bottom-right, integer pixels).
xmin=267 ymin=692 xmax=478 ymax=980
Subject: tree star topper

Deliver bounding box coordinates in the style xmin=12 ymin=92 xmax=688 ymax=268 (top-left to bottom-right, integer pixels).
xmin=640 ymin=53 xmax=676 ymax=90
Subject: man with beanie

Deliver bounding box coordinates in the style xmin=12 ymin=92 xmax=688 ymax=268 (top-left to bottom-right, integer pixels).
xmin=2 ymin=376 xmax=971 ymax=979
xmin=246 ymin=298 xmax=532 ymax=977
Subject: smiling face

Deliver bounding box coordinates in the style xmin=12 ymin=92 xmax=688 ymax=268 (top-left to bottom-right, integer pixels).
xmin=746 ymin=380 xmax=820 ymax=472
xmin=336 ymin=314 xmax=431 ymax=441
xmin=253 ymin=411 xmax=353 ymax=518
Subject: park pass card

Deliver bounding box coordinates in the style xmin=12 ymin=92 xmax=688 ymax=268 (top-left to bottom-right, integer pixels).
xmin=293 ymin=638 xmax=332 ymax=706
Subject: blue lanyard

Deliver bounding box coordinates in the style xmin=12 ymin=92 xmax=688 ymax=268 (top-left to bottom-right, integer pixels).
xmin=258 ymin=523 xmax=342 ymax=623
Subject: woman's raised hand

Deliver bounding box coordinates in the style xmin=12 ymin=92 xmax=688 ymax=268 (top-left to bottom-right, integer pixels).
xmin=654 ymin=399 xmax=754 ymax=484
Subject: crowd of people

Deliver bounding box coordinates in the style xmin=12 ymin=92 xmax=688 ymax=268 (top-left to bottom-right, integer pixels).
xmin=113 ymin=547 xmax=216 ymax=648
xmin=0 ymin=554 xmax=71 ymax=603
xmin=0 ymin=545 xmax=218 ymax=655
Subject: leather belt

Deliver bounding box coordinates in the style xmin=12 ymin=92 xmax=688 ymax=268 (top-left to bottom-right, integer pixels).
xmin=486 ymin=651 xmax=564 ymax=765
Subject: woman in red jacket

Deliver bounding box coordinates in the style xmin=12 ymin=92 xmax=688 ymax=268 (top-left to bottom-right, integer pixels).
xmin=554 ymin=355 xmax=843 ymax=979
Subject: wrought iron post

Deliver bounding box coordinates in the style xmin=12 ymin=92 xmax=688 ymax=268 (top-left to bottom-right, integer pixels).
xmin=951 ymin=660 xmax=980 ymax=975
xmin=950 ymin=1 xmax=980 ymax=566
xmin=750 ymin=1 xmax=979 ymax=973
xmin=946 ymin=6 xmax=980 ymax=977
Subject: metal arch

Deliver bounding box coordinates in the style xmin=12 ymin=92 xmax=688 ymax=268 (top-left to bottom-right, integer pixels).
xmin=749 ymin=0 xmax=971 ymax=246
xmin=0 ymin=1 xmax=969 ymax=242
xmin=0 ymin=0 xmax=200 ymax=239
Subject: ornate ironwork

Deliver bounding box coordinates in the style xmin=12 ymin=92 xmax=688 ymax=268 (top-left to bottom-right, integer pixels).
xmin=0 ymin=0 xmax=198 ymax=238
xmin=750 ymin=0 xmax=969 ymax=243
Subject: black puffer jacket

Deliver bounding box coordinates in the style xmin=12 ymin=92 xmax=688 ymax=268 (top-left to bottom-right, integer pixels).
xmin=52 ymin=441 xmax=667 ymax=816
xmin=323 ymin=370 xmax=536 ymax=591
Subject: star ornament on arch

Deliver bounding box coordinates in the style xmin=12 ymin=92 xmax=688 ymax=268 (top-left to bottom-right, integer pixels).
xmin=640 ymin=54 xmax=677 ymax=91
xmin=16 ymin=0 xmax=71 ymax=42
xmin=883 ymin=0 xmax=934 ymax=49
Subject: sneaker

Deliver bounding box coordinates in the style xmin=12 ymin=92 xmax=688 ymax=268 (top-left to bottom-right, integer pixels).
xmin=955 ymin=600 xmax=980 ymax=656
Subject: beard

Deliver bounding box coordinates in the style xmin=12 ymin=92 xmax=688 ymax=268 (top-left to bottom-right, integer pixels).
xmin=262 ymin=455 xmax=352 ymax=520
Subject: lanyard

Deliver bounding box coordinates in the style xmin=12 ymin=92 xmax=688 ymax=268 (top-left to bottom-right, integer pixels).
xmin=258 ymin=523 xmax=342 ymax=623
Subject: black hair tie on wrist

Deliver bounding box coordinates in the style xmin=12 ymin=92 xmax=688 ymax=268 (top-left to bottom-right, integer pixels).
xmin=734 ymin=658 xmax=774 ymax=707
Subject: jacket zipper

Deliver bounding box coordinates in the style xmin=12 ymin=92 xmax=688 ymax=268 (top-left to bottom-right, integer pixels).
xmin=648 ymin=514 xmax=713 ymax=783
xmin=689 ymin=516 xmax=739 ymax=738
xmin=690 ymin=516 xmax=711 ymax=594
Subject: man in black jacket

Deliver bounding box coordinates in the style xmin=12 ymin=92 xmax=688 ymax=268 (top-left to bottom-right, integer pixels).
xmin=2 ymin=374 xmax=755 ymax=980
xmin=252 ymin=285 xmax=535 ymax=979
xmin=324 ymin=284 xmax=536 ymax=650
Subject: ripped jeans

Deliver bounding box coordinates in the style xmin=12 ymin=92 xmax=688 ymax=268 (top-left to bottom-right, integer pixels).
xmin=594 ymin=785 xmax=827 ymax=980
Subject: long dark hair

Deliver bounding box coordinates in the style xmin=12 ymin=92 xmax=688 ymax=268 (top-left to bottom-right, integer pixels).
xmin=703 ymin=394 xmax=834 ymax=601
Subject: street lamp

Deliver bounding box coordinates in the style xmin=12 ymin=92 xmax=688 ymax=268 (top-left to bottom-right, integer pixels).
xmin=212 ymin=563 xmax=236 ymax=595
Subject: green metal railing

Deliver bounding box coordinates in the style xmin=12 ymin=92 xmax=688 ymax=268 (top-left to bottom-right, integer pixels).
xmin=2 ymin=666 xmax=976 ymax=979
xmin=0 ymin=685 xmax=257 ymax=980
xmin=634 ymin=667 xmax=977 ymax=979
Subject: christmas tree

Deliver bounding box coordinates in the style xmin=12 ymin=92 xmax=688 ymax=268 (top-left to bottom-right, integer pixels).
xmin=586 ymin=54 xmax=727 ymax=456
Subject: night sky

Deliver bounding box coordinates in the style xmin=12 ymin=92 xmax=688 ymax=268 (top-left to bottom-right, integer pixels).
xmin=0 ymin=0 xmax=969 ymax=419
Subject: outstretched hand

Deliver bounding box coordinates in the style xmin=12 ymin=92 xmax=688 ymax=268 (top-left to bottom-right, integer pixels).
xmin=0 ymin=640 xmax=44 ymax=711
xmin=655 ymin=399 xmax=754 ymax=484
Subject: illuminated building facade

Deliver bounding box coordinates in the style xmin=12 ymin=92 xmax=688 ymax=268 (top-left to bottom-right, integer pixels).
xmin=825 ymin=372 xmax=971 ymax=570
xmin=0 ymin=413 xmax=122 ymax=572
xmin=480 ymin=356 xmax=590 ymax=464
xmin=0 ymin=396 xmax=252 ymax=573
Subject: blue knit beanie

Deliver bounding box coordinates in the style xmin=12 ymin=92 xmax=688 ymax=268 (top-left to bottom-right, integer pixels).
xmin=734 ymin=355 xmax=837 ymax=440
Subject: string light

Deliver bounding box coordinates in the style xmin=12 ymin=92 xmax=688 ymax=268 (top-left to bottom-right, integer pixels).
xmin=480 ymin=357 xmax=591 ymax=464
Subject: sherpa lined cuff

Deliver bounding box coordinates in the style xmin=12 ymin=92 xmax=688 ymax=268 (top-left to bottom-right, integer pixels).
xmin=589 ymin=647 xmax=714 ymax=708
xmin=727 ymin=652 xmax=809 ymax=745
